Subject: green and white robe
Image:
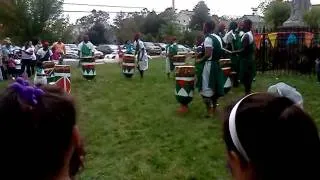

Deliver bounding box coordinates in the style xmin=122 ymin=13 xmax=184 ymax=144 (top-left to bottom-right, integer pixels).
xmin=196 ymin=34 xmax=225 ymax=98
xmin=239 ymin=31 xmax=255 ymax=83
xmin=165 ymin=43 xmax=178 ymax=73
xmin=134 ymin=39 xmax=149 ymax=71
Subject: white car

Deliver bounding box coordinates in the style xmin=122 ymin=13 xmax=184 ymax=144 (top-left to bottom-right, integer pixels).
xmin=94 ymin=49 xmax=104 ymax=59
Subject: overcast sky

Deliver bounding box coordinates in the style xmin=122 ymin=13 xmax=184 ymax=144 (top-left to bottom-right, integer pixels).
xmin=64 ymin=0 xmax=320 ymax=23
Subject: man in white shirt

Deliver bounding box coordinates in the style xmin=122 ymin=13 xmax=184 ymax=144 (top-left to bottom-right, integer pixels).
xmin=37 ymin=42 xmax=53 ymax=62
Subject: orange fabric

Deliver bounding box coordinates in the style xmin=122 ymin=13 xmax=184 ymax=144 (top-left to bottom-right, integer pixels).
xmin=254 ymin=34 xmax=263 ymax=50
xmin=304 ymin=32 xmax=314 ymax=48
xmin=53 ymin=42 xmax=66 ymax=55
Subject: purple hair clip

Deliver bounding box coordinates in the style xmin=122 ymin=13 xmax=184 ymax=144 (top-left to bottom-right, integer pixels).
xmin=9 ymin=77 xmax=44 ymax=105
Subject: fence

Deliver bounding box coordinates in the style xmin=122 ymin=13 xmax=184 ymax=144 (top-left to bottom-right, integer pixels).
xmin=254 ymin=30 xmax=320 ymax=75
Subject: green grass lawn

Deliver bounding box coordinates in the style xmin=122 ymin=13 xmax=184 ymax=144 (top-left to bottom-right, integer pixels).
xmin=1 ymin=59 xmax=320 ymax=179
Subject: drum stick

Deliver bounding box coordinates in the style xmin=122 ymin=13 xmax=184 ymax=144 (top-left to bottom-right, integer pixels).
xmin=222 ymin=48 xmax=232 ymax=54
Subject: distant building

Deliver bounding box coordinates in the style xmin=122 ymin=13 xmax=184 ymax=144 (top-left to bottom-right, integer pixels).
xmin=176 ymin=10 xmax=193 ymax=31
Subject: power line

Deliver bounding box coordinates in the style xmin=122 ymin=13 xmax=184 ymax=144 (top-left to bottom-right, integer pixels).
xmin=63 ymin=2 xmax=146 ymax=9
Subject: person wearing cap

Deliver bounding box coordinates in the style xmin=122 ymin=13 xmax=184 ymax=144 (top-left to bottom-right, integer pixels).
xmin=267 ymin=82 xmax=303 ymax=109
xmin=166 ymin=36 xmax=178 ymax=78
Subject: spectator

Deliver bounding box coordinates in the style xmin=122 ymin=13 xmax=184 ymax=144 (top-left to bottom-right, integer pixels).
xmin=0 ymin=78 xmax=85 ymax=179
xmin=1 ymin=37 xmax=13 ymax=80
xmin=21 ymin=41 xmax=34 ymax=77
xmin=37 ymin=41 xmax=53 ymax=62
xmin=52 ymin=46 xmax=61 ymax=61
xmin=52 ymin=38 xmax=66 ymax=55
xmin=223 ymin=93 xmax=320 ymax=180
xmin=30 ymin=41 xmax=37 ymax=75
xmin=7 ymin=53 xmax=16 ymax=79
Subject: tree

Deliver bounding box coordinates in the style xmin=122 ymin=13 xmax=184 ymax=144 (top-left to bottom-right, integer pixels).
xmin=141 ymin=11 xmax=164 ymax=38
xmin=189 ymin=1 xmax=210 ymax=31
xmin=158 ymin=7 xmax=177 ymax=23
xmin=304 ymin=6 xmax=320 ymax=29
xmin=0 ymin=0 xmax=64 ymax=43
xmin=159 ymin=23 xmax=181 ymax=40
xmin=76 ymin=10 xmax=114 ymax=44
xmin=264 ymin=0 xmax=291 ymax=29
xmin=76 ymin=10 xmax=110 ymax=31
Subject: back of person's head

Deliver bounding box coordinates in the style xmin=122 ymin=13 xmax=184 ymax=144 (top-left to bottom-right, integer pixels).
xmin=0 ymin=78 xmax=84 ymax=179
xmin=223 ymin=93 xmax=320 ymax=180
xmin=203 ymin=20 xmax=215 ymax=35
xmin=229 ymin=21 xmax=238 ymax=31
xmin=243 ymin=19 xmax=253 ymax=31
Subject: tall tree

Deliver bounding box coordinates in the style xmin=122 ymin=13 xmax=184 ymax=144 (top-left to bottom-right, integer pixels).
xmin=141 ymin=11 xmax=164 ymax=37
xmin=264 ymin=0 xmax=291 ymax=29
xmin=189 ymin=1 xmax=210 ymax=31
xmin=304 ymin=6 xmax=320 ymax=29
xmin=0 ymin=0 xmax=64 ymax=42
xmin=76 ymin=10 xmax=110 ymax=31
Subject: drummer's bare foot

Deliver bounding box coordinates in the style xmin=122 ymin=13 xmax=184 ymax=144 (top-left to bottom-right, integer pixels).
xmin=177 ymin=105 xmax=188 ymax=114
xmin=205 ymin=108 xmax=215 ymax=118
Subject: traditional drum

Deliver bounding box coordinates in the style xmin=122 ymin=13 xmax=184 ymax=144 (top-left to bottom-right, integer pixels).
xmin=219 ymin=59 xmax=232 ymax=93
xmin=122 ymin=54 xmax=135 ymax=78
xmin=172 ymin=55 xmax=186 ymax=66
xmin=43 ymin=61 xmax=55 ymax=83
xmin=82 ymin=63 xmax=96 ymax=80
xmin=54 ymin=65 xmax=71 ymax=93
xmin=175 ymin=66 xmax=195 ymax=113
xmin=79 ymin=56 xmax=95 ymax=67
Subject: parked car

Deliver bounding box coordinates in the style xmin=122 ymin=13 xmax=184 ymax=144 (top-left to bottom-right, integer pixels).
xmin=65 ymin=44 xmax=78 ymax=51
xmin=154 ymin=43 xmax=166 ymax=51
xmin=94 ymin=49 xmax=104 ymax=59
xmin=177 ymin=44 xmax=195 ymax=57
xmin=144 ymin=42 xmax=162 ymax=55
xmin=97 ymin=45 xmax=113 ymax=55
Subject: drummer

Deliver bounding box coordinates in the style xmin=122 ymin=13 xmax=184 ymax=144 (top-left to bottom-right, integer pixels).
xmin=166 ymin=36 xmax=178 ymax=78
xmin=232 ymin=19 xmax=255 ymax=95
xmin=133 ymin=33 xmax=148 ymax=79
xmin=196 ymin=20 xmax=225 ymax=118
xmin=78 ymin=35 xmax=95 ymax=59
xmin=124 ymin=40 xmax=134 ymax=54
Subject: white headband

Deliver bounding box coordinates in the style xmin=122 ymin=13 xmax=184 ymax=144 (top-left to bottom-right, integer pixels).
xmin=228 ymin=93 xmax=257 ymax=162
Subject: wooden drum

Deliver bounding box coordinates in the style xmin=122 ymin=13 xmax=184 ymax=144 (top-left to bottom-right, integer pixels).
xmin=54 ymin=65 xmax=71 ymax=93
xmin=122 ymin=54 xmax=135 ymax=78
xmin=82 ymin=63 xmax=96 ymax=80
xmin=172 ymin=55 xmax=186 ymax=66
xmin=43 ymin=61 xmax=55 ymax=83
xmin=219 ymin=59 xmax=232 ymax=93
xmin=175 ymin=66 xmax=195 ymax=113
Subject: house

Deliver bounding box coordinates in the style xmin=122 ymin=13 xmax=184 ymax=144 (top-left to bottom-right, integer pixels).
xmin=176 ymin=10 xmax=193 ymax=31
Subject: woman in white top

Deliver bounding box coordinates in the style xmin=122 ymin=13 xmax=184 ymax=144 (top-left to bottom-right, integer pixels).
xmin=21 ymin=41 xmax=34 ymax=77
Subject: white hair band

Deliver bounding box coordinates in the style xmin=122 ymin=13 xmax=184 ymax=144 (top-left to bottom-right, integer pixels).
xmin=228 ymin=93 xmax=257 ymax=162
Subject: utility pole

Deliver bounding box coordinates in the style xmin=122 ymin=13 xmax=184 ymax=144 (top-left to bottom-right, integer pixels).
xmin=172 ymin=0 xmax=175 ymax=11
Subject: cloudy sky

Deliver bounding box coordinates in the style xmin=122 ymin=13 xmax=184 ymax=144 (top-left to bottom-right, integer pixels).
xmin=64 ymin=0 xmax=320 ymax=23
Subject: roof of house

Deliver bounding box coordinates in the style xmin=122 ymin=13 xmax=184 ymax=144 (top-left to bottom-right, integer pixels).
xmin=242 ymin=15 xmax=264 ymax=23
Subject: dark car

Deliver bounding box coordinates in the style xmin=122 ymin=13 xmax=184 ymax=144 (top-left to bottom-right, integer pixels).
xmin=97 ymin=45 xmax=113 ymax=55
xmin=144 ymin=42 xmax=162 ymax=55
xmin=154 ymin=43 xmax=166 ymax=51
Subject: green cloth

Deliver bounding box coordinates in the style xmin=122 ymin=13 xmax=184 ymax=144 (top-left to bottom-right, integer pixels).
xmin=196 ymin=34 xmax=225 ymax=97
xmin=168 ymin=43 xmax=178 ymax=57
xmin=239 ymin=33 xmax=255 ymax=83
xmin=124 ymin=44 xmax=133 ymax=54
xmin=231 ymin=32 xmax=242 ymax=74
xmin=81 ymin=43 xmax=92 ymax=57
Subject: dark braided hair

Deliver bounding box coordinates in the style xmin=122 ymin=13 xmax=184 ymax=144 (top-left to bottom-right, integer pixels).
xmin=223 ymin=93 xmax=320 ymax=180
xmin=0 ymin=83 xmax=84 ymax=179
